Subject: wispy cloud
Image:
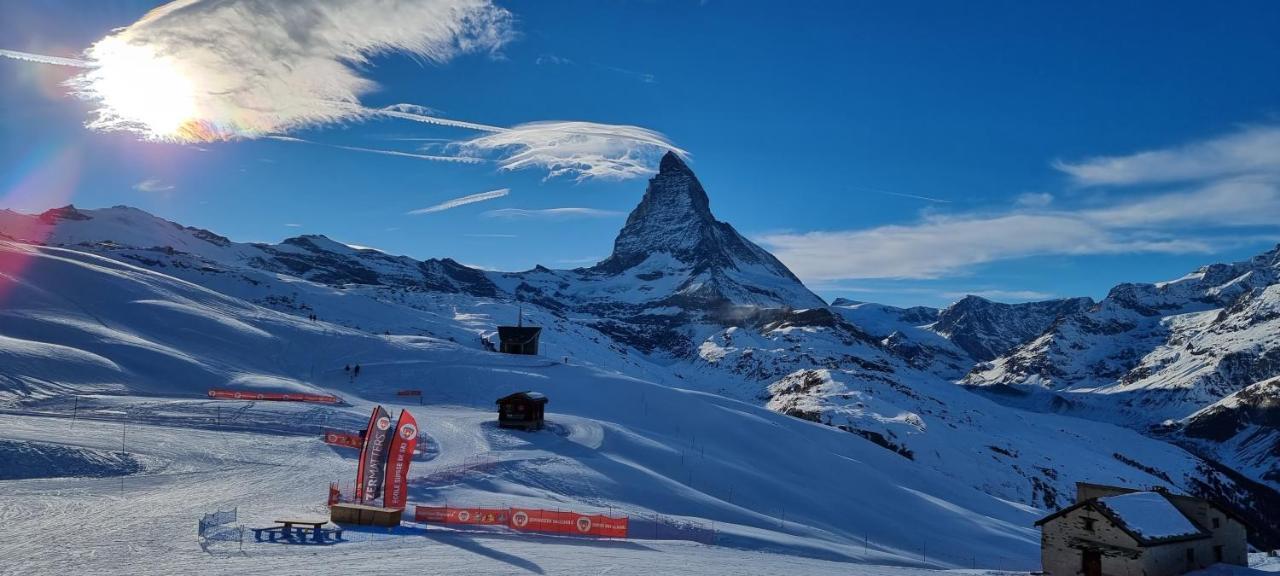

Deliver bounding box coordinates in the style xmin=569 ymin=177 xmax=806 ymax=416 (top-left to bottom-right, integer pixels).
xmin=1054 ymin=124 xmax=1280 ymax=186
xmin=853 ymin=185 xmax=951 ymax=204
xmin=133 ymin=178 xmax=174 ymax=192
xmin=408 ymin=188 xmax=510 ymax=215
xmin=597 ymin=63 xmax=656 ymax=84
xmin=535 ymin=54 xmax=573 ymax=66
xmin=940 ymin=289 xmax=1056 ymax=302
xmin=758 ymin=212 xmax=1212 ymax=280
xmin=459 ymin=121 xmax=686 ymax=180
xmin=284 ymin=223 xmax=303 ymax=228
xmin=1015 ymin=192 xmax=1054 ymax=207
xmin=465 ymin=233 xmax=518 ymax=238
xmin=269 ymin=136 xmax=482 ymax=164
xmin=761 ymin=124 xmax=1280 ymax=281
xmin=482 ymin=207 xmax=623 ymax=220
xmin=0 ymin=48 xmax=90 ymax=67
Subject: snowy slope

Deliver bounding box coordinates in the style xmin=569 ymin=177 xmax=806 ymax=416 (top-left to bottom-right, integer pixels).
xmin=0 ymin=239 xmax=1049 ymax=573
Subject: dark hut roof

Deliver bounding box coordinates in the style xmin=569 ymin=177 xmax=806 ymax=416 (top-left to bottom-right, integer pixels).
xmin=497 ymin=326 xmax=541 ymax=345
xmin=496 ymin=391 xmax=548 ymax=405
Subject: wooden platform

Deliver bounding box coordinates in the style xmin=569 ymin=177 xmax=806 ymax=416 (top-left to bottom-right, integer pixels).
xmin=330 ymin=503 xmax=403 ymax=527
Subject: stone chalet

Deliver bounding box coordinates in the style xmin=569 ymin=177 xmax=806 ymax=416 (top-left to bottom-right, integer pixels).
xmin=1036 ymin=483 xmax=1248 ymax=576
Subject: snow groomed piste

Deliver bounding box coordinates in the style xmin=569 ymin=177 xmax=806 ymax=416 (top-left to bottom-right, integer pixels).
xmin=328 ymin=403 xmax=630 ymax=540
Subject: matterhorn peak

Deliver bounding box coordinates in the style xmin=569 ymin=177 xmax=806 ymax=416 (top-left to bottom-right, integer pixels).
xmin=591 ymin=149 xmax=825 ymax=310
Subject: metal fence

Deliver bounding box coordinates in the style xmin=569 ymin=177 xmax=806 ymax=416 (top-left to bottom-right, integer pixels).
xmin=197 ymin=508 xmax=243 ymax=551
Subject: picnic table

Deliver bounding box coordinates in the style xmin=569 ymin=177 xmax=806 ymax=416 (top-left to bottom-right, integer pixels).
xmin=252 ymin=518 xmax=343 ymax=544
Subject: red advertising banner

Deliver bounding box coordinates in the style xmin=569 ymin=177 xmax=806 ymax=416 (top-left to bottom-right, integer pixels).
xmin=383 ymin=409 xmax=420 ymax=509
xmin=322 ymin=429 xmax=362 ymax=449
xmin=413 ymin=505 xmax=628 ymax=538
xmin=355 ymin=405 xmax=393 ymax=503
xmin=508 ymin=508 xmax=628 ymax=538
xmin=396 ymin=389 xmax=422 ymax=397
xmin=414 ymin=506 xmax=509 ymax=525
xmin=207 ymin=389 xmax=341 ymax=404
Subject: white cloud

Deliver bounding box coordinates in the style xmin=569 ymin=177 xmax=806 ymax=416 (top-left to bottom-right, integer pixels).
xmin=481 ymin=207 xmax=623 ymax=220
xmin=763 ymin=124 xmax=1280 ymax=282
xmin=284 ymin=223 xmax=302 ymax=228
xmin=67 ymin=0 xmax=514 ymax=142
xmin=407 ymin=188 xmax=510 ymax=215
xmin=0 ymin=48 xmax=90 ymax=68
xmin=940 ymin=290 xmax=1056 ymax=302
xmin=758 ymin=212 xmax=1212 ymax=281
xmin=1015 ymin=192 xmax=1054 ymax=207
xmin=1084 ymin=177 xmax=1280 ymax=228
xmin=270 ymin=135 xmax=483 ymax=164
xmin=1054 ymin=124 xmax=1280 ymax=186
xmin=535 ymin=54 xmax=573 ymax=66
xmin=459 ymin=121 xmax=687 ymax=181
xmin=133 ymin=178 xmax=174 ymax=192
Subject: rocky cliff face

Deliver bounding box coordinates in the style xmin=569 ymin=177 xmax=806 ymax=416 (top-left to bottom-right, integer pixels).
xmin=593 ymin=153 xmax=822 ymax=310
xmin=934 ymin=295 xmax=1095 ymax=361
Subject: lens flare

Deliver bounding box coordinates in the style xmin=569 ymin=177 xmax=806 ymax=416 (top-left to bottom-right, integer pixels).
xmin=72 ymin=37 xmax=198 ymax=141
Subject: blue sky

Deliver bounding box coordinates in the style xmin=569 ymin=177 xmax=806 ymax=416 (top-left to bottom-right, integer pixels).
xmin=2 ymin=1 xmax=1279 ymax=307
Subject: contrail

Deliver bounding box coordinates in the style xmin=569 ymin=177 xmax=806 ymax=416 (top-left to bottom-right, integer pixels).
xmin=0 ymin=48 xmax=92 ymax=68
xmin=851 ymin=185 xmax=952 ymax=204
xmin=407 ymin=188 xmax=510 ymax=215
xmin=267 ymin=135 xmax=484 ymax=164
xmin=373 ymin=104 xmax=507 ymax=133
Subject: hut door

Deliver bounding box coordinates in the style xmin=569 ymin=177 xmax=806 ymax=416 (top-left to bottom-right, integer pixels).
xmin=1082 ymin=550 xmax=1102 ymax=576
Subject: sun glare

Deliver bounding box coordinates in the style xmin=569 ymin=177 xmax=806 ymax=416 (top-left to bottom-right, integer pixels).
xmin=84 ymin=37 xmax=196 ymax=140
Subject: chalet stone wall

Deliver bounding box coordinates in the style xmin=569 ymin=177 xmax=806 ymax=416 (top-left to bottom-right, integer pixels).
xmin=1042 ymin=506 xmax=1142 ymax=576
xmin=1164 ymin=498 xmax=1248 ymax=566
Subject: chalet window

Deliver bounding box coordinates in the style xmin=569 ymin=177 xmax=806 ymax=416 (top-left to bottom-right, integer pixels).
xmin=1212 ymin=517 xmax=1221 ymax=529
xmin=1082 ymin=518 xmax=1096 ymax=532
xmin=1214 ymin=545 xmax=1224 ymax=562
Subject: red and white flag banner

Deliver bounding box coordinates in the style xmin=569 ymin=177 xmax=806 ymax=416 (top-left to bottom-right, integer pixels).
xmin=383 ymin=409 xmax=420 ymax=509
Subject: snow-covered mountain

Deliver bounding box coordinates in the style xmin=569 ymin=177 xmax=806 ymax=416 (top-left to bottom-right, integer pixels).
xmin=2 ymin=155 xmax=1279 ymax=550
xmin=489 ymin=151 xmax=827 ymax=355
xmin=934 ymin=295 xmax=1094 ymax=361
xmin=964 ymin=246 xmax=1280 ymax=499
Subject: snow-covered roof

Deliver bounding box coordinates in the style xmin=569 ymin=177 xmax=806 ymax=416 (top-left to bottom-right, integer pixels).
xmin=1096 ymin=492 xmax=1204 ymax=541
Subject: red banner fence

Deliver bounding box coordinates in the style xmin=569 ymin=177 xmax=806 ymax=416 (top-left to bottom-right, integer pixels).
xmin=414 ymin=505 xmax=628 ymax=538
xmin=207 ymin=389 xmax=342 ymax=404
xmin=322 ymin=429 xmax=363 ymax=449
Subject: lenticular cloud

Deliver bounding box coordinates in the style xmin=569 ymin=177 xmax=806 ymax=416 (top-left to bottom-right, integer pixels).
xmin=69 ymin=0 xmax=514 ymax=141
xmin=460 ymin=121 xmax=688 ymax=181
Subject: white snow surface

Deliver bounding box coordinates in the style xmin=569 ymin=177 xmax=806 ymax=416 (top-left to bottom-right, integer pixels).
xmin=1096 ymin=492 xmax=1201 ymax=539
xmin=0 ymin=239 xmax=1043 ymax=574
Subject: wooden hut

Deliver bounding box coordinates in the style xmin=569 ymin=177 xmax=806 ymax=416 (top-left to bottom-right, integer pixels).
xmin=497 ymin=326 xmax=541 ymax=355
xmin=497 ymin=308 xmax=541 ymax=355
xmin=496 ymin=391 xmax=548 ymax=431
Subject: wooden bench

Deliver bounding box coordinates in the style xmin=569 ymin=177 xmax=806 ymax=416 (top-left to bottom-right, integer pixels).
xmin=252 ymin=519 xmax=343 ymax=544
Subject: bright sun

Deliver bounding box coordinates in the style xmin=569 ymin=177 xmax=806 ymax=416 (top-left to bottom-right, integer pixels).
xmin=85 ymin=37 xmax=196 ymax=140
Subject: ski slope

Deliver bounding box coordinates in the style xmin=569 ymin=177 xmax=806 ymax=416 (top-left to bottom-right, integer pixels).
xmin=0 ymin=239 xmax=1050 ymax=574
